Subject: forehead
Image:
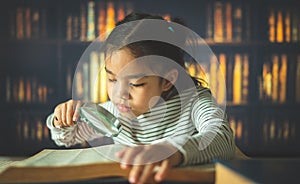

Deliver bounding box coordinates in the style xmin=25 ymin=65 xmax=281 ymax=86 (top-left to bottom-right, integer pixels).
xmin=105 ymin=49 xmax=156 ymax=78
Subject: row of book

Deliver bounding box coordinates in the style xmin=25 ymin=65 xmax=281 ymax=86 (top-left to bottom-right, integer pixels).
xmin=262 ymin=114 xmax=297 ymax=144
xmin=65 ymin=1 xmax=133 ymax=41
xmin=14 ymin=111 xmax=50 ymax=142
xmin=229 ymin=114 xmax=297 ymax=145
xmin=10 ymin=6 xmax=47 ymax=40
xmin=68 ymin=52 xmax=300 ymax=105
xmin=69 ymin=51 xmax=108 ymax=103
xmin=206 ymin=1 xmax=250 ymax=43
xmin=258 ymin=54 xmax=300 ymax=103
xmin=3 ymin=76 xmax=53 ymax=104
xmin=268 ymin=7 xmax=300 ymax=43
xmin=186 ymin=53 xmax=249 ymax=105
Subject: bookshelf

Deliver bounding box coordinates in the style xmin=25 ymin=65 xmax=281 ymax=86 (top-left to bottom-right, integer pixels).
xmin=0 ymin=0 xmax=299 ymax=157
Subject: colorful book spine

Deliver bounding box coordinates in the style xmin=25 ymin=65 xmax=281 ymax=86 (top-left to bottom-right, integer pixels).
xmin=106 ymin=2 xmax=115 ymax=36
xmin=213 ymin=2 xmax=223 ymax=42
xmin=87 ymin=1 xmax=96 ymax=41
xmin=233 ymin=54 xmax=242 ymax=104
xmin=279 ymin=54 xmax=287 ymax=103
xmin=80 ymin=3 xmax=87 ymax=41
xmin=232 ymin=5 xmax=242 ymax=42
xmin=269 ymin=9 xmax=275 ymax=42
xmin=217 ymin=53 xmax=226 ymax=105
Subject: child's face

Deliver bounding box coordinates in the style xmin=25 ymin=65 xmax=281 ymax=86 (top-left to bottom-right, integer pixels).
xmin=105 ymin=48 xmax=171 ymax=118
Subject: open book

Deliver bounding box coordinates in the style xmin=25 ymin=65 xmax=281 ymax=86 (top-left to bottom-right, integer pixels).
xmin=0 ymin=145 xmax=215 ymax=183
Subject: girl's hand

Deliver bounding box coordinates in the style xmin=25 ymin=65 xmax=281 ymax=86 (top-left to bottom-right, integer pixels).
xmin=53 ymin=99 xmax=83 ymax=128
xmin=116 ymin=144 xmax=183 ymax=184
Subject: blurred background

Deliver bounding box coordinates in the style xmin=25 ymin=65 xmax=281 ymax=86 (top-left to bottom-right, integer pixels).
xmin=0 ymin=0 xmax=299 ymax=158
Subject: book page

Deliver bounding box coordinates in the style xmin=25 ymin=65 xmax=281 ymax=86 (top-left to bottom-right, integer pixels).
xmin=15 ymin=145 xmax=125 ymax=167
xmin=0 ymin=157 xmax=25 ymax=173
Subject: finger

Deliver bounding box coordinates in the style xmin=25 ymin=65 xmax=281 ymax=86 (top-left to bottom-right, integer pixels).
xmin=60 ymin=103 xmax=67 ymax=127
xmin=154 ymin=160 xmax=171 ymax=182
xmin=138 ymin=164 xmax=156 ymax=184
xmin=73 ymin=101 xmax=82 ymax=122
xmin=121 ymin=146 xmax=143 ymax=169
xmin=116 ymin=148 xmax=126 ymax=159
xmin=129 ymin=165 xmax=144 ymax=184
xmin=53 ymin=107 xmax=62 ymax=128
xmin=66 ymin=102 xmax=74 ymax=126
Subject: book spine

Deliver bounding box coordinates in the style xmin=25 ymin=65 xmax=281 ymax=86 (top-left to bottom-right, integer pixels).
xmin=99 ymin=52 xmax=108 ymax=102
xmin=217 ymin=53 xmax=226 ymax=105
xmin=209 ymin=55 xmax=218 ymax=100
xmin=269 ymin=9 xmax=276 ymax=42
xmin=66 ymin=15 xmax=72 ymax=40
xmin=97 ymin=1 xmax=106 ymax=41
xmin=106 ymin=2 xmax=115 ymax=36
xmin=225 ymin=2 xmax=232 ymax=42
xmin=90 ymin=51 xmax=100 ymax=103
xmin=232 ymin=4 xmax=242 ymax=42
xmin=87 ymin=1 xmax=96 ymax=41
xmin=206 ymin=2 xmax=213 ymax=41
xmin=296 ymin=55 xmax=300 ymax=102
xmin=16 ymin=7 xmax=24 ymax=39
xmin=279 ymin=54 xmax=287 ymax=103
xmin=80 ymin=3 xmax=87 ymax=41
xmin=271 ymin=54 xmax=279 ymax=102
xmin=213 ymin=2 xmax=223 ymax=42
xmin=291 ymin=9 xmax=298 ymax=42
xmin=285 ymin=10 xmax=291 ymax=42
xmin=276 ymin=11 xmax=284 ymax=42
xmin=233 ymin=54 xmax=242 ymax=104
xmin=242 ymin=54 xmax=249 ymax=103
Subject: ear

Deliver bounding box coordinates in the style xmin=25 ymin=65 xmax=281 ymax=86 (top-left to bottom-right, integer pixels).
xmin=162 ymin=69 xmax=178 ymax=91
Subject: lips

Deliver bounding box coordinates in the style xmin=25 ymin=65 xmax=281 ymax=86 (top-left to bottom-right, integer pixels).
xmin=117 ymin=104 xmax=131 ymax=113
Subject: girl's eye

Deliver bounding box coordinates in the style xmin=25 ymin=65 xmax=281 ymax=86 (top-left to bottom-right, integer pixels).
xmin=108 ymin=79 xmax=117 ymax=83
xmin=130 ymin=83 xmax=145 ymax=87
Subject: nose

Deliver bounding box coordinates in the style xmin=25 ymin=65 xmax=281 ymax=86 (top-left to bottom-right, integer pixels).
xmin=113 ymin=80 xmax=130 ymax=100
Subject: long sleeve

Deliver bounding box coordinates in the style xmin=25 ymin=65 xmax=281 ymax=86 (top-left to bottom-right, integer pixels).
xmin=46 ymin=112 xmax=102 ymax=147
xmin=46 ymin=102 xmax=118 ymax=147
xmin=169 ymin=89 xmax=236 ymax=166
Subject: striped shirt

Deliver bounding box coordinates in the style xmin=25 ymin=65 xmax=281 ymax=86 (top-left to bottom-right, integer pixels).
xmin=46 ymin=86 xmax=235 ymax=166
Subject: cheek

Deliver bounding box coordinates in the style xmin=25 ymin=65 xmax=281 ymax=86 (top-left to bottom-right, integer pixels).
xmin=106 ymin=83 xmax=113 ymax=99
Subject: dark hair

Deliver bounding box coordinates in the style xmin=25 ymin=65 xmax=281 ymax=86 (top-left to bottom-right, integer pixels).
xmin=105 ymin=12 xmax=203 ymax=100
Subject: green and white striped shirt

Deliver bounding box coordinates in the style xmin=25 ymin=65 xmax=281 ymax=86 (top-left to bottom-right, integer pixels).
xmin=46 ymin=86 xmax=235 ymax=166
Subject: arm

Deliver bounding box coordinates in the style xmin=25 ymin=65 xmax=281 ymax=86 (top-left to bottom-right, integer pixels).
xmin=171 ymin=89 xmax=236 ymax=166
xmin=46 ymin=99 xmax=105 ymax=147
xmin=46 ymin=113 xmax=101 ymax=147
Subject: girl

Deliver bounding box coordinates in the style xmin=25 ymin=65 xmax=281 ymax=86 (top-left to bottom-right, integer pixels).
xmin=47 ymin=12 xmax=236 ymax=184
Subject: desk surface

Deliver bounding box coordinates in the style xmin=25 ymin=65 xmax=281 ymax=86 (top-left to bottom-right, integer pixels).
xmin=216 ymin=158 xmax=300 ymax=184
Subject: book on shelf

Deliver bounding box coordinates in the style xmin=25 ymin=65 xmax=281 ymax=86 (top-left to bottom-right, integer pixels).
xmin=13 ymin=6 xmax=47 ymax=40
xmin=15 ymin=111 xmax=50 ymax=143
xmin=185 ymin=53 xmax=249 ymax=105
xmin=208 ymin=1 xmax=247 ymax=43
xmin=66 ymin=1 xmax=133 ymax=41
xmin=0 ymin=145 xmax=215 ymax=183
xmin=260 ymin=54 xmax=288 ymax=103
xmin=4 ymin=76 xmax=52 ymax=104
xmin=296 ymin=55 xmax=300 ymax=103
xmin=215 ymin=159 xmax=300 ymax=184
xmin=262 ymin=113 xmax=296 ymax=144
xmin=72 ymin=51 xmax=107 ymax=103
xmin=269 ymin=7 xmax=299 ymax=43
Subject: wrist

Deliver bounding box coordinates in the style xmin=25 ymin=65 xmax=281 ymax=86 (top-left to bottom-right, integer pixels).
xmin=170 ymin=151 xmax=183 ymax=167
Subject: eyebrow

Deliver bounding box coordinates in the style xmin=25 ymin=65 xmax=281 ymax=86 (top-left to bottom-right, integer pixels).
xmin=104 ymin=66 xmax=148 ymax=79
